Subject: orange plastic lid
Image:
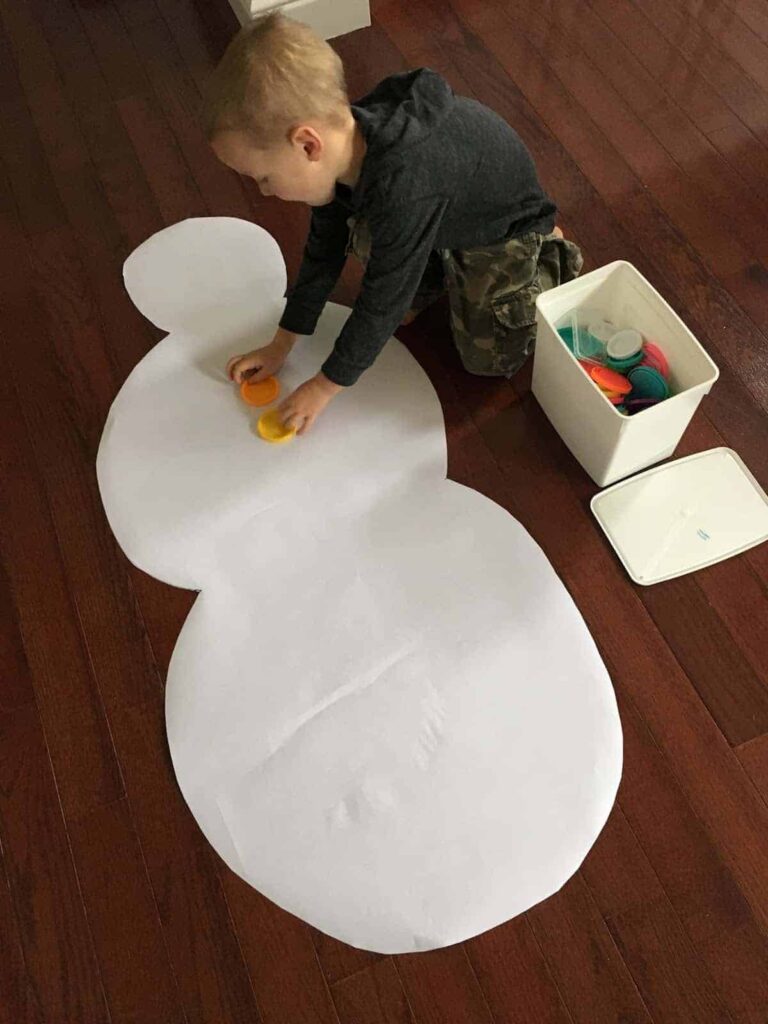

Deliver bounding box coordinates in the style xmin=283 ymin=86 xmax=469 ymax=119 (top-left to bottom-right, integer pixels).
xmin=589 ymin=365 xmax=632 ymax=395
xmin=257 ymin=408 xmax=295 ymax=444
xmin=240 ymin=375 xmax=280 ymax=407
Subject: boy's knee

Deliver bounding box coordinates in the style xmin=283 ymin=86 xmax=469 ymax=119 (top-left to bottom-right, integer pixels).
xmin=452 ymin=321 xmax=536 ymax=377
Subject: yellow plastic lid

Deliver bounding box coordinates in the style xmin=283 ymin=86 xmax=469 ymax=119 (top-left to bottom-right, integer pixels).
xmin=257 ymin=408 xmax=295 ymax=444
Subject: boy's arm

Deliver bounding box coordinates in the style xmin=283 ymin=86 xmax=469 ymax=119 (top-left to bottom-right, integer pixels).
xmin=279 ymin=200 xmax=350 ymax=337
xmin=321 ymin=195 xmax=448 ymax=386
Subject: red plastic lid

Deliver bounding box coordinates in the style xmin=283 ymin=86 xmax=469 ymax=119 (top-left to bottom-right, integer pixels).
xmin=640 ymin=341 xmax=669 ymax=380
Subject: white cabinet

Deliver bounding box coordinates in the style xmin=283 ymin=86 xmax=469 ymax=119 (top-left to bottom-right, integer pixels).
xmin=228 ymin=0 xmax=371 ymax=39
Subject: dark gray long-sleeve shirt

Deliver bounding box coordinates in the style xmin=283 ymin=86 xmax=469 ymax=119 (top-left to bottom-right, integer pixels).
xmin=279 ymin=69 xmax=556 ymax=386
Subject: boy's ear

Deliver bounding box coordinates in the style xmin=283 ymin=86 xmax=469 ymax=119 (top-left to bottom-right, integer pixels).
xmin=290 ymin=125 xmax=323 ymax=161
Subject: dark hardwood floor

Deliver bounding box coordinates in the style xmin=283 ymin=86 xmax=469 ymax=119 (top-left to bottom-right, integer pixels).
xmin=1 ymin=0 xmax=768 ymax=1021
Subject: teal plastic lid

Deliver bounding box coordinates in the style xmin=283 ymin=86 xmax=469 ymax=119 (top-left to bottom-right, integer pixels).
xmin=606 ymin=350 xmax=644 ymax=372
xmin=628 ymin=365 xmax=669 ymax=401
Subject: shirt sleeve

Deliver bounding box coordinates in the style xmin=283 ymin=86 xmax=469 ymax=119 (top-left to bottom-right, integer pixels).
xmin=279 ymin=200 xmax=350 ymax=336
xmin=321 ymin=194 xmax=448 ymax=386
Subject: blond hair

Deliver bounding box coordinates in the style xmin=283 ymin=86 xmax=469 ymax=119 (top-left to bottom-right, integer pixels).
xmin=201 ymin=13 xmax=350 ymax=145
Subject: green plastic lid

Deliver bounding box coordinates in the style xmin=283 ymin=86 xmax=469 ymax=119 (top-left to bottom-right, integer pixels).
xmin=628 ymin=365 xmax=669 ymax=401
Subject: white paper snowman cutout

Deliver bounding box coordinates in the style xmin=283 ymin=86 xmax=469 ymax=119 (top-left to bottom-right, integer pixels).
xmin=97 ymin=217 xmax=622 ymax=954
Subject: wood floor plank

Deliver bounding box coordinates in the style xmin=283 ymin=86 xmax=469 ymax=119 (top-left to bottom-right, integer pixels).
xmin=736 ymin=734 xmax=768 ymax=805
xmin=117 ymin=90 xmax=208 ymax=224
xmin=0 ymin=887 xmax=36 ymax=1024
xmin=331 ymin=959 xmax=415 ymax=1024
xmin=120 ymin=12 xmax=254 ymax=223
xmin=113 ymin=0 xmax=161 ymax=28
xmin=14 ymin=29 xmax=160 ymax=260
xmin=515 ymin=0 xmax=768 ymax=243
xmin=220 ymin=874 xmax=341 ymax=1024
xmin=464 ymin=917 xmax=574 ymax=1024
xmin=694 ymin=557 xmax=768 ymax=683
xmin=459 ymin=0 xmax=768 ymax=385
xmin=525 ymin=875 xmax=653 ymax=1024
xmin=395 ymin=947 xmax=495 ymax=1024
xmin=727 ymin=0 xmax=768 ymax=45
xmin=709 ymin=121 xmax=768 ymax=210
xmin=153 ymin=0 xmax=235 ymax=95
xmin=311 ymin=929 xmax=383 ymax=987
xmin=605 ymin=896 xmax=737 ymax=1024
xmin=595 ymin=0 xmax=768 ymax=147
xmin=75 ymin=0 xmax=149 ymax=102
xmin=0 ymin=20 xmax=66 ymax=236
xmin=373 ymin=0 xmax=476 ymax=97
xmin=2 ymin=223 xmax=162 ymax=711
xmin=580 ymin=708 xmax=768 ymax=1023
xmin=0 ymin=703 xmax=109 ymax=1023
xmin=110 ymin=696 xmax=263 ymax=1024
xmin=0 ymin=299 xmax=124 ymax=821
xmin=0 ymin=560 xmax=35 ymax=713
xmin=675 ymin=0 xmax=768 ymax=95
xmin=2 ymin=0 xmax=162 ymax=253
xmin=11 ymin=1 xmax=162 ymax=370
xmin=67 ymin=797 xmax=187 ymax=1024
xmin=630 ymin=0 xmax=768 ymax=140
xmin=723 ymin=262 xmax=768 ymax=337
xmin=637 ymin=576 xmax=768 ymax=746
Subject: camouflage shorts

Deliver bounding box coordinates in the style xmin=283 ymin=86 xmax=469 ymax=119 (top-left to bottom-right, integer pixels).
xmin=349 ymin=218 xmax=584 ymax=377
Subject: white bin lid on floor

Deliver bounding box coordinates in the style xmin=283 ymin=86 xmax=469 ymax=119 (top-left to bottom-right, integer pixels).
xmin=591 ymin=448 xmax=768 ymax=585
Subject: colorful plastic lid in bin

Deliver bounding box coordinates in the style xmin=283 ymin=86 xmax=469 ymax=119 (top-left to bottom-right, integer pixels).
xmin=639 ymin=341 xmax=669 ymax=379
xmin=557 ymin=310 xmax=615 ymax=362
xmin=628 ymin=365 xmax=669 ymax=401
xmin=590 ymin=365 xmax=632 ymax=395
xmin=606 ymin=350 xmax=644 ymax=373
xmin=552 ymin=298 xmax=677 ymax=416
xmin=587 ymin=320 xmax=616 ymax=346
xmin=606 ymin=329 xmax=643 ymax=361
xmin=605 ymin=329 xmax=644 ymax=372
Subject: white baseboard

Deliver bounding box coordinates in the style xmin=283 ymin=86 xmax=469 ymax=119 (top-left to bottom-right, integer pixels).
xmin=228 ymin=0 xmax=371 ymax=39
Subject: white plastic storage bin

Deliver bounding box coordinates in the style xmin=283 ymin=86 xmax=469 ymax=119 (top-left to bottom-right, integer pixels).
xmin=532 ymin=261 xmax=719 ymax=487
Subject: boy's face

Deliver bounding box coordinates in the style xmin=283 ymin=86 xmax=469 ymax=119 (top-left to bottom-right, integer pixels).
xmin=212 ymin=128 xmax=338 ymax=207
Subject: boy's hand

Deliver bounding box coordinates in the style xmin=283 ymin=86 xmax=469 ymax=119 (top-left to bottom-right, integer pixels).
xmin=226 ymin=328 xmax=297 ymax=384
xmin=279 ymin=373 xmax=343 ymax=435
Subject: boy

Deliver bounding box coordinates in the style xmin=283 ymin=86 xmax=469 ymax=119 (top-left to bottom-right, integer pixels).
xmin=203 ymin=14 xmax=582 ymax=435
